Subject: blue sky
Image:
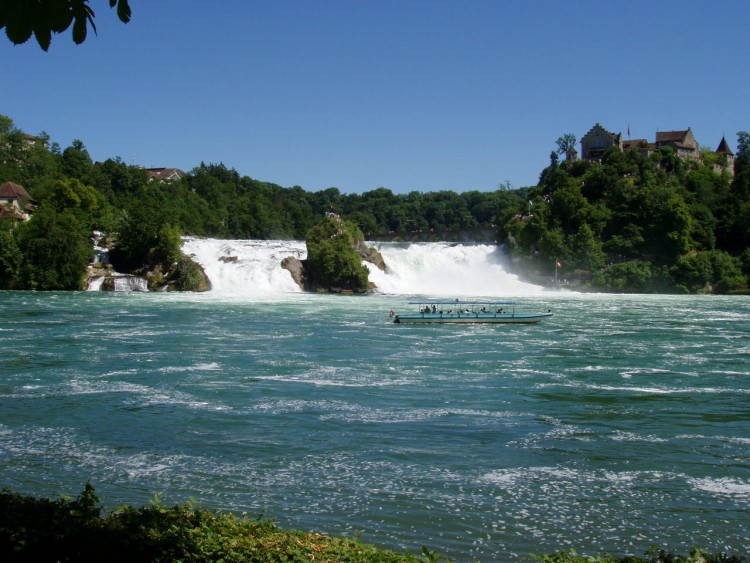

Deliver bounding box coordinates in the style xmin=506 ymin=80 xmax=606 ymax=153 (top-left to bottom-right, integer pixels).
xmin=2 ymin=1 xmax=748 ymax=194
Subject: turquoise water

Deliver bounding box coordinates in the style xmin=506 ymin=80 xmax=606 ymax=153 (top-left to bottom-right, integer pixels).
xmin=1 ymin=291 xmax=749 ymax=560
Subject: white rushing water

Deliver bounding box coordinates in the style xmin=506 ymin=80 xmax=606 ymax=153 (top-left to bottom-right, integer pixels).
xmin=181 ymin=238 xmax=544 ymax=297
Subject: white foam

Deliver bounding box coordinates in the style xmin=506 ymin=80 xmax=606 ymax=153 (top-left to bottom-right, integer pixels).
xmin=688 ymin=477 xmax=750 ymax=498
xmin=182 ymin=238 xmax=544 ymax=298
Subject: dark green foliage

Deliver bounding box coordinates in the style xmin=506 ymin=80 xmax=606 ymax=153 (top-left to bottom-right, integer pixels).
xmin=110 ymin=198 xmax=182 ymax=273
xmin=0 ymin=227 xmax=23 ymax=289
xmin=60 ymin=139 xmax=93 ymax=181
xmin=591 ymin=261 xmax=658 ymax=293
xmin=305 ymin=214 xmax=371 ymax=292
xmin=16 ymin=206 xmax=92 ymax=289
xmin=0 ymin=0 xmax=131 ymax=51
xmin=0 ymin=485 xmax=440 ymax=562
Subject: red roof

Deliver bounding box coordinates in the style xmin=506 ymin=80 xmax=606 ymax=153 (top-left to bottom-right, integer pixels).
xmin=0 ymin=181 xmax=32 ymax=200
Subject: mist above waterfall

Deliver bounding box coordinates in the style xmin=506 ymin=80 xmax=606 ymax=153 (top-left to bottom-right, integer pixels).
xmin=182 ymin=238 xmax=544 ymax=298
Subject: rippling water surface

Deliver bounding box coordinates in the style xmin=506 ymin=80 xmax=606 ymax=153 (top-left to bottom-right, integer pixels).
xmin=1 ymin=291 xmax=749 ymax=560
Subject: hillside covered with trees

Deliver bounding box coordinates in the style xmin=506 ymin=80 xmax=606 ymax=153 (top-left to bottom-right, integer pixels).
xmin=0 ymin=113 xmax=748 ymax=293
xmin=506 ymin=137 xmax=750 ymax=293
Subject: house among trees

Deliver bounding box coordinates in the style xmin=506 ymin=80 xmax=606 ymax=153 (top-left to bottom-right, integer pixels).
xmin=147 ymin=167 xmax=186 ymax=183
xmin=578 ymin=123 xmax=733 ymax=175
xmin=0 ymin=181 xmax=35 ymax=221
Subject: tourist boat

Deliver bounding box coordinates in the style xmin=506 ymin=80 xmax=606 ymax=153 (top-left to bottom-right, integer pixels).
xmin=390 ymin=300 xmax=553 ymax=324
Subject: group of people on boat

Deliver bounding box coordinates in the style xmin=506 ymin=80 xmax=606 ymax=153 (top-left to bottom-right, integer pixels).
xmin=418 ymin=305 xmax=506 ymax=315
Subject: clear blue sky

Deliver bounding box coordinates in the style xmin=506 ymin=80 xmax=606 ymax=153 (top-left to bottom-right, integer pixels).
xmin=2 ymin=1 xmax=748 ymax=194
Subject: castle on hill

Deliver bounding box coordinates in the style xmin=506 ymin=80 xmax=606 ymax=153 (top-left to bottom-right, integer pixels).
xmin=571 ymin=123 xmax=734 ymax=176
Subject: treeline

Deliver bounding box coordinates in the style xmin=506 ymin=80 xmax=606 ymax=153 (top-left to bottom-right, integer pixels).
xmin=1 ymin=112 xmax=749 ymax=293
xmin=504 ymin=140 xmax=750 ymax=293
xmin=0 ymin=114 xmax=527 ymax=290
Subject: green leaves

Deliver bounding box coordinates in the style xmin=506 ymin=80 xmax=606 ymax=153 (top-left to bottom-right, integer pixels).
xmin=0 ymin=0 xmax=131 ymax=51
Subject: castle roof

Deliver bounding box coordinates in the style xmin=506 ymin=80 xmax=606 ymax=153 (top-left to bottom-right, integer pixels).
xmin=715 ymin=136 xmax=734 ymax=156
xmin=655 ymin=129 xmax=691 ymax=143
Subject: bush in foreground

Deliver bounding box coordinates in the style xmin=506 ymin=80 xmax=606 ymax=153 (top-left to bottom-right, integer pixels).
xmin=0 ymin=484 xmax=441 ymax=562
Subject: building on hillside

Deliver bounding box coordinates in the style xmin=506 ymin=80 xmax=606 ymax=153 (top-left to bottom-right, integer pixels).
xmin=147 ymin=167 xmax=186 ymax=183
xmin=580 ymin=123 xmax=622 ymax=161
xmin=654 ymin=128 xmax=700 ymax=160
xmin=579 ymin=124 xmax=732 ymax=172
xmin=621 ymin=138 xmax=650 ymax=157
xmin=0 ymin=181 xmax=36 ymax=221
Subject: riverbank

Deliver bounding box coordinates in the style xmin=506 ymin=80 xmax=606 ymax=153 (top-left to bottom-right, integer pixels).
xmin=0 ymin=486 xmax=745 ymax=562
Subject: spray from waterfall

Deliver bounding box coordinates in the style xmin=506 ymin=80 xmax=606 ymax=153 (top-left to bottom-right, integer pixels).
xmin=182 ymin=238 xmax=544 ymax=298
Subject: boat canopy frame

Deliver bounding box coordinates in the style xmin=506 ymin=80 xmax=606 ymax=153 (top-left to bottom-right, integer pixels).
xmin=407 ymin=300 xmax=517 ymax=306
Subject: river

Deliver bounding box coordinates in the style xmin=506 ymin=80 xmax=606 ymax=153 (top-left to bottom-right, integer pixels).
xmin=1 ymin=240 xmax=748 ymax=560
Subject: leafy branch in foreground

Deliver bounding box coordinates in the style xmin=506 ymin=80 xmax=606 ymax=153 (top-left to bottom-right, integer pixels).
xmin=0 ymin=0 xmax=131 ymax=51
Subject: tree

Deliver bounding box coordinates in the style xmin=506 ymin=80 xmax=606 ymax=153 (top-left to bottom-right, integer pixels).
xmin=0 ymin=114 xmax=14 ymax=135
xmin=305 ymin=214 xmax=370 ymax=292
xmin=570 ymin=223 xmax=606 ymax=272
xmin=16 ymin=207 xmax=92 ymax=290
xmin=737 ymin=131 xmax=750 ymax=161
xmin=0 ymin=227 xmax=23 ymax=289
xmin=110 ymin=198 xmax=178 ymax=272
xmin=0 ymin=0 xmax=131 ymax=51
xmin=555 ymin=134 xmax=577 ymax=158
xmin=61 ymin=140 xmax=93 ymax=180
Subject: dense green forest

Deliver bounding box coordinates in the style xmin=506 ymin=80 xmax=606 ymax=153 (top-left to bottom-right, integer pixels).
xmin=510 ymin=139 xmax=750 ymax=293
xmin=0 ymin=113 xmax=748 ymax=293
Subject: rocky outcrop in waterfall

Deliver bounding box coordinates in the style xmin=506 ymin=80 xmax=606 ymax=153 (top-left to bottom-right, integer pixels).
xmin=280 ymin=256 xmax=308 ymax=290
xmin=357 ymin=242 xmax=386 ymax=272
xmin=86 ymin=251 xmax=211 ymax=292
xmin=280 ymin=214 xmax=386 ymax=293
xmin=280 ymin=249 xmax=384 ymax=293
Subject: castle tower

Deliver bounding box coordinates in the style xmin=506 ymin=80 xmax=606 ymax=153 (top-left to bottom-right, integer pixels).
xmin=715 ymin=135 xmax=735 ymax=176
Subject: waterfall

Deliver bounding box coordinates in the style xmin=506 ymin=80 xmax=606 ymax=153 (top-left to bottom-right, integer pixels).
xmin=366 ymin=242 xmax=544 ymax=295
xmin=87 ymin=232 xmax=148 ymax=292
xmin=182 ymin=238 xmax=544 ymax=297
xmin=113 ymin=275 xmax=148 ymax=292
